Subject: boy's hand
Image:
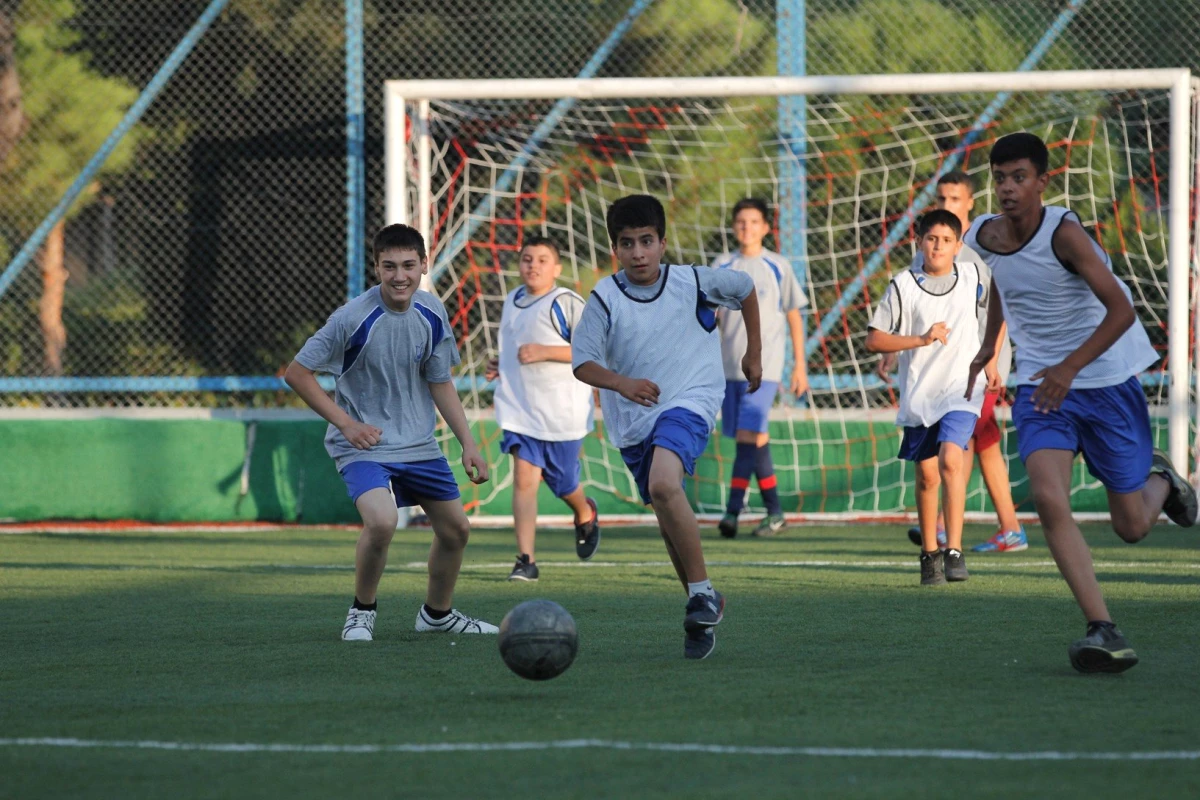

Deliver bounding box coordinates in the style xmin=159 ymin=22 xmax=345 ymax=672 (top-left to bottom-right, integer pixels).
xmin=339 ymin=420 xmax=382 ymax=450
xmin=984 ymin=362 xmax=1003 ymax=394
xmin=484 ymin=358 xmax=499 ymax=381
xmin=876 ymin=352 xmax=897 ymax=384
xmin=518 ymin=344 xmax=547 ymax=364
xmin=1030 ymin=362 xmax=1078 ymax=413
xmin=618 ymin=377 xmax=660 ymax=407
xmin=742 ymin=352 xmax=763 ymax=393
xmin=964 ymin=348 xmax=991 ymax=401
xmin=462 ymin=448 xmax=490 ymax=484
xmin=921 ymin=322 xmax=950 ymax=346
xmin=789 ymin=368 xmax=809 ymax=397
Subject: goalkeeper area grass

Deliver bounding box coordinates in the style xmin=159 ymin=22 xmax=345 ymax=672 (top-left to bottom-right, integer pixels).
xmin=2 ymin=522 xmax=1198 ymax=798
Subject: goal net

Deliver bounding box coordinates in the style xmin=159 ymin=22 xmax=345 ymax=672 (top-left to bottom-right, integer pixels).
xmin=387 ymin=72 xmax=1195 ymax=519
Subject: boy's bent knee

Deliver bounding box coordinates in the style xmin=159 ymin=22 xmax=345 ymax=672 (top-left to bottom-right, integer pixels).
xmin=648 ymin=478 xmax=683 ymax=506
xmin=361 ymin=518 xmax=396 ymax=545
xmin=434 ymin=517 xmax=471 ymax=549
xmin=1111 ymin=519 xmax=1149 ymax=543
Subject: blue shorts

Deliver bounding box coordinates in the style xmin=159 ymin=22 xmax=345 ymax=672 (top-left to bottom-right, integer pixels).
xmin=339 ymin=458 xmax=461 ymax=508
xmin=1012 ymin=376 xmax=1152 ymax=494
xmin=898 ymin=410 xmax=978 ymax=463
xmin=721 ymin=380 xmax=779 ymax=437
xmin=500 ymin=431 xmax=583 ymax=497
xmin=619 ymin=408 xmax=711 ymax=505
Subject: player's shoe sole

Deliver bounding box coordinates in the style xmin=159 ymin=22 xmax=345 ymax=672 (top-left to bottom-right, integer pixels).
xmin=1068 ymin=642 xmax=1139 ymax=674
xmin=684 ymin=627 xmax=717 ymax=659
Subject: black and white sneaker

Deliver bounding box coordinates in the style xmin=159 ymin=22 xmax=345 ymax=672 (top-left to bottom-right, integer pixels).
xmin=920 ymin=550 xmax=946 ymax=586
xmin=415 ymin=607 xmax=498 ymax=634
xmin=341 ymin=607 xmax=375 ymax=641
xmin=507 ymin=554 xmax=539 ymax=582
xmin=575 ymin=497 xmax=601 ymax=560
xmin=1152 ymin=449 xmax=1199 ymax=527
xmin=943 ymin=548 xmax=969 ymax=582
xmin=718 ymin=513 xmax=739 ymax=539
xmin=683 ymin=592 xmax=724 ymax=660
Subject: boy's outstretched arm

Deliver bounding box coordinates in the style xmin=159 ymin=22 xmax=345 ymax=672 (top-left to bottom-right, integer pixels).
xmin=739 ymin=288 xmax=763 ymax=392
xmin=428 ymin=380 xmax=489 ymax=484
xmin=1025 ymin=220 xmax=1137 ymax=413
xmin=865 ymin=323 xmax=949 ymax=354
xmin=785 ymin=308 xmax=810 ymax=396
xmin=284 ymin=360 xmax=381 ymax=449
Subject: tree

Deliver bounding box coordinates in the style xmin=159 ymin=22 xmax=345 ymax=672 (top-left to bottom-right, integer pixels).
xmin=0 ymin=0 xmax=138 ymax=376
xmin=0 ymin=0 xmax=23 ymax=167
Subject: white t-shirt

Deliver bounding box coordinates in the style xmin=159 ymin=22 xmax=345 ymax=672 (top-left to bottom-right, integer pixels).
xmin=869 ymin=264 xmax=986 ymax=427
xmin=572 ymin=265 xmax=754 ymax=448
xmin=964 ymin=207 xmax=1158 ymax=388
xmin=493 ymin=285 xmax=593 ymax=441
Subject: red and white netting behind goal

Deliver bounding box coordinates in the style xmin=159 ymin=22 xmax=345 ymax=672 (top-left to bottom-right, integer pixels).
xmin=392 ymin=77 xmax=1195 ymax=517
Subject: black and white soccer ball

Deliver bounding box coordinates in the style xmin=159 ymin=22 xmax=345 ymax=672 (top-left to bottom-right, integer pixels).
xmin=498 ymin=599 xmax=579 ymax=681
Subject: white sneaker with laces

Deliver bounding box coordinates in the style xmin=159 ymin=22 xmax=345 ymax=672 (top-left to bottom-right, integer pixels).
xmin=341 ymin=607 xmax=376 ymax=641
xmin=415 ymin=606 xmax=498 ymax=634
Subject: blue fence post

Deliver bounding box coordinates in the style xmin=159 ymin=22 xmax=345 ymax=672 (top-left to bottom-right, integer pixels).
xmin=0 ymin=0 xmax=232 ymax=301
xmin=345 ymin=0 xmax=366 ymax=300
xmin=777 ymin=0 xmax=806 ymax=405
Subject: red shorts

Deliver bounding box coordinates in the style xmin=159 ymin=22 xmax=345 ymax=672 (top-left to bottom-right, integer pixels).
xmin=973 ymin=390 xmax=1002 ymax=451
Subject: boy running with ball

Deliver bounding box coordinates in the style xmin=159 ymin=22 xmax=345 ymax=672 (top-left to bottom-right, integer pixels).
xmin=572 ymin=194 xmax=762 ymax=659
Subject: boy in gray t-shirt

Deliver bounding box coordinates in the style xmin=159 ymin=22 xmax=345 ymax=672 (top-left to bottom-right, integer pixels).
xmin=285 ymin=224 xmax=497 ymax=642
xmin=711 ymin=198 xmax=810 ymax=539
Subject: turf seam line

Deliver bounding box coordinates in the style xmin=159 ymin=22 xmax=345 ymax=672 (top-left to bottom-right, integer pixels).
xmin=2 ymin=738 xmax=1197 ymax=760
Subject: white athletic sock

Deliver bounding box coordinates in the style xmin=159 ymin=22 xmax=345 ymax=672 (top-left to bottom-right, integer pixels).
xmin=687 ymin=579 xmax=715 ymax=598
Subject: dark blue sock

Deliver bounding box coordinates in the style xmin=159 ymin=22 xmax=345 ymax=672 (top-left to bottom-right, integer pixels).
xmin=755 ymin=443 xmax=782 ymax=516
xmin=727 ymin=442 xmax=756 ymax=514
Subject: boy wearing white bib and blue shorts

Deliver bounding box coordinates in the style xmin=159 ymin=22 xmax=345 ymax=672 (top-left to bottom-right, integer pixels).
xmin=573 ymin=194 xmax=762 ymax=660
xmin=485 ymin=236 xmax=599 ymax=582
xmin=966 ymin=132 xmax=1197 ymax=673
xmin=868 ymin=209 xmax=986 ymax=586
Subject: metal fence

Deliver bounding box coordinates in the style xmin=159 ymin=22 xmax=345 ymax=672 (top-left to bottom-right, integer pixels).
xmin=1 ymin=0 xmax=1198 ymax=407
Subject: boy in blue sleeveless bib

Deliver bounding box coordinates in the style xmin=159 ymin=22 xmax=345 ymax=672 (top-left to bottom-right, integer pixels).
xmin=966 ymin=133 xmax=1197 ymax=674
xmin=572 ymin=195 xmax=761 ymax=660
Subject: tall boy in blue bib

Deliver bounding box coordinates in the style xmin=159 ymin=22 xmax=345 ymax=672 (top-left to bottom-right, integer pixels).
xmin=966 ymin=132 xmax=1197 ymax=673
xmin=572 ymin=194 xmax=762 ymax=660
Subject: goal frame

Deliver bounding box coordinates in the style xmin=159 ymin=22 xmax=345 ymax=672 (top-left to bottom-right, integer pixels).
xmin=384 ymin=69 xmax=1195 ymax=475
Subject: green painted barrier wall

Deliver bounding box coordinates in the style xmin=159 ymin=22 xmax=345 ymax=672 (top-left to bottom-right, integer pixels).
xmin=0 ymin=417 xmax=1132 ymax=523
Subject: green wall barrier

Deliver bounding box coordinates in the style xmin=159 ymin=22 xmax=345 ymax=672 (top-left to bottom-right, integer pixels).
xmin=0 ymin=417 xmax=1126 ymax=523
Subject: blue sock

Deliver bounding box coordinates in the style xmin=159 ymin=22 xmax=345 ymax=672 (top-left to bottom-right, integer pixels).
xmin=727 ymin=442 xmax=756 ymax=515
xmin=755 ymin=443 xmax=782 ymax=516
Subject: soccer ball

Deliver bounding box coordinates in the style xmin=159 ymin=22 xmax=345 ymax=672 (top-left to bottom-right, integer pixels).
xmin=498 ymin=599 xmax=579 ymax=681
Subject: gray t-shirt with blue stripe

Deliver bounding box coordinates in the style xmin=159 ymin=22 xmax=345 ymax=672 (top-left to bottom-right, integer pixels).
xmin=712 ymin=249 xmax=808 ymax=382
xmin=294 ymin=286 xmax=460 ymax=468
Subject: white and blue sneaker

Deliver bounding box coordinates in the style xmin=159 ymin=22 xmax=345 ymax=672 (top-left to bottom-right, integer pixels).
xmin=971 ymin=527 xmax=1028 ymax=553
xmin=415 ymin=606 xmax=498 ymax=634
xmin=341 ymin=607 xmax=376 ymax=641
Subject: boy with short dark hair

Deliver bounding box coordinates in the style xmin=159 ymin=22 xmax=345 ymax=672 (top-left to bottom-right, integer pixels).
xmin=966 ymin=131 xmax=1197 ymax=672
xmin=867 ymin=209 xmax=987 ymax=586
xmin=572 ymin=194 xmax=762 ymax=659
xmin=713 ymin=198 xmax=810 ymax=538
xmin=285 ymin=224 xmax=497 ymax=641
xmin=485 ymin=236 xmax=600 ymax=582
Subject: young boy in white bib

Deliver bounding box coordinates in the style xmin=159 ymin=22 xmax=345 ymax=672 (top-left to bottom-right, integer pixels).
xmin=867 ymin=210 xmax=987 ymax=586
xmin=485 ymin=237 xmax=599 ymax=582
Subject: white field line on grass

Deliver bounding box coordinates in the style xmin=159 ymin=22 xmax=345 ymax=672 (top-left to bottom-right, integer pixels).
xmin=1 ymin=737 xmax=1197 ymax=761
xmin=3 ymin=559 xmax=1200 ymax=572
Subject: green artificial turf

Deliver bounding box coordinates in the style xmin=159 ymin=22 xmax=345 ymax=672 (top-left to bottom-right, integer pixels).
xmin=2 ymin=522 xmax=1198 ymax=798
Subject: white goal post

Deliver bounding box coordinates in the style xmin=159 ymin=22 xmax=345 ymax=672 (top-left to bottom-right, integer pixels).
xmin=384 ymin=69 xmax=1196 ymax=516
